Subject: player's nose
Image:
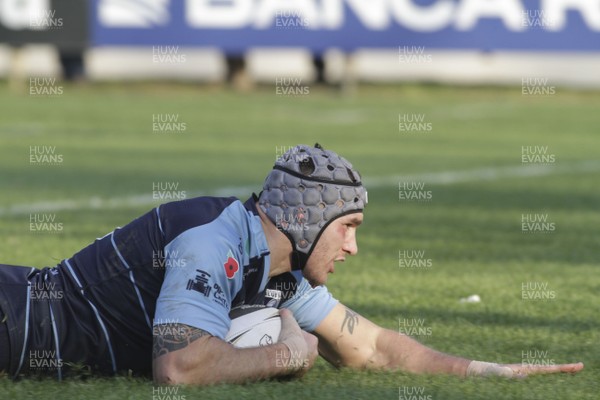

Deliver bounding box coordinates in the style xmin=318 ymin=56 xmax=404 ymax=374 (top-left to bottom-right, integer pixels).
xmin=342 ymin=232 xmax=358 ymax=256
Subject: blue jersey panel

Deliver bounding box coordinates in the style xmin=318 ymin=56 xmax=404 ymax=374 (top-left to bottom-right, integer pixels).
xmin=280 ymin=278 xmax=339 ymax=332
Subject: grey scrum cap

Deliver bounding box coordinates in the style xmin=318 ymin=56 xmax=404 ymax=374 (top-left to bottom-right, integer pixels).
xmin=258 ymin=144 xmax=367 ymax=270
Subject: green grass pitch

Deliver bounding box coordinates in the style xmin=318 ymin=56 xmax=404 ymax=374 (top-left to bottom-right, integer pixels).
xmin=0 ymin=81 xmax=598 ymax=399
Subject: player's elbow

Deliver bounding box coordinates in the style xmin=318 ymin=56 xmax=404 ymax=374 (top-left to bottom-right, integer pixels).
xmin=152 ymin=351 xmax=214 ymax=386
xmin=323 ymin=340 xmax=380 ymax=370
xmin=153 ymin=369 xmax=183 ymax=386
xmin=343 ymin=329 xmax=391 ymax=370
xmin=338 ymin=348 xmax=380 ymax=370
xmin=153 ymin=354 xmax=191 ymax=386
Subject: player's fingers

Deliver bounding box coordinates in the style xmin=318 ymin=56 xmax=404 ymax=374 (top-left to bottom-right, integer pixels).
xmin=279 ymin=308 xmax=291 ymax=318
xmin=279 ymin=308 xmax=299 ymax=324
xmin=279 ymin=309 xmax=301 ymax=334
xmin=301 ymin=331 xmax=319 ymax=356
xmin=560 ymin=362 xmax=585 ymax=373
xmin=507 ymin=362 xmax=584 ymax=376
xmin=277 ymin=309 xmax=313 ymax=376
xmin=299 ymin=331 xmax=318 ymax=374
xmin=526 ymin=362 xmax=584 ymax=374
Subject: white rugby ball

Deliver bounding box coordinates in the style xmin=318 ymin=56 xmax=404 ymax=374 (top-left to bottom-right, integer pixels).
xmin=225 ymin=305 xmax=281 ymax=348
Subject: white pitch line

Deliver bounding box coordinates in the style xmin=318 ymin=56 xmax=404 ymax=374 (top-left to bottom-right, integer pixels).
xmin=364 ymin=160 xmax=600 ymax=187
xmin=1 ymin=160 xmax=599 ymax=217
xmin=0 ymin=186 xmax=258 ymax=217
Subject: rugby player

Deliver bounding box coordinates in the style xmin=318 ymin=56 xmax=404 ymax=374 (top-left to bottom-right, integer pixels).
xmin=0 ymin=144 xmax=583 ymax=384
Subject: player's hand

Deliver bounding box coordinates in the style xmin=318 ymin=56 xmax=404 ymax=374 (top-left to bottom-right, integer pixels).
xmin=278 ymin=308 xmax=318 ymax=377
xmin=501 ymin=362 xmax=584 ymax=378
xmin=298 ymin=329 xmax=319 ymax=375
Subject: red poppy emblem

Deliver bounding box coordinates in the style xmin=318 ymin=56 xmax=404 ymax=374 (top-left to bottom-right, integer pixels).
xmin=224 ymin=250 xmax=239 ymax=279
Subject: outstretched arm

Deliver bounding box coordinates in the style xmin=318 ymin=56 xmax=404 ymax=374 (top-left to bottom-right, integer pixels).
xmin=313 ymin=303 xmax=584 ymax=378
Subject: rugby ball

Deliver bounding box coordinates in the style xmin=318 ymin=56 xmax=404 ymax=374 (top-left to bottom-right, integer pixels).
xmin=225 ymin=305 xmax=281 ymax=348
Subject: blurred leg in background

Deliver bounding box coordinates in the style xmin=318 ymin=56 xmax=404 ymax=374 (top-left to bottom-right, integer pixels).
xmin=58 ymin=49 xmax=85 ymax=82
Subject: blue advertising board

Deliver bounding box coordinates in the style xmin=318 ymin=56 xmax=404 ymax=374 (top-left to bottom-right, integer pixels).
xmin=90 ymin=0 xmax=600 ymax=53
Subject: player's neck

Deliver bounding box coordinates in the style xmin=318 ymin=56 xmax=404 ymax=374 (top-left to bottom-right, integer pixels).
xmin=256 ymin=203 xmax=293 ymax=277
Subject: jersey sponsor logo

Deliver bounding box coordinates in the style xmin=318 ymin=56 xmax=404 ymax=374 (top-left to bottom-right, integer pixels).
xmin=224 ymin=250 xmax=239 ymax=279
xmin=186 ymin=269 xmax=212 ymax=297
xmin=212 ymin=282 xmax=227 ymax=308
xmin=185 ymin=269 xmax=228 ymax=308
xmin=265 ymin=288 xmax=283 ymax=308
xmin=243 ymin=265 xmax=259 ymax=278
xmin=265 ymin=289 xmax=282 ymax=300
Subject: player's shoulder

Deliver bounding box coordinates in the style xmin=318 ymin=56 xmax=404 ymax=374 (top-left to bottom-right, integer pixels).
xmin=160 ymin=196 xmax=239 ymax=221
xmin=158 ymin=196 xmax=245 ymax=242
xmin=161 ymin=196 xmax=258 ymax=269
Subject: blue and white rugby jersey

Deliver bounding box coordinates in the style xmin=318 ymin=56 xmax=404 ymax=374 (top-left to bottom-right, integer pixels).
xmin=0 ymin=196 xmax=338 ymax=379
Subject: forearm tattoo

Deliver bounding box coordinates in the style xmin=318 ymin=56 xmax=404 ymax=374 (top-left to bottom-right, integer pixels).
xmin=152 ymin=323 xmax=212 ymax=359
xmin=340 ymin=308 xmax=359 ymax=335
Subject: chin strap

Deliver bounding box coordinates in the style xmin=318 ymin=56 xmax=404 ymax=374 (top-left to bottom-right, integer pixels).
xmin=290 ymin=250 xmax=308 ymax=271
xmin=280 ymin=229 xmax=307 ymax=271
xmin=272 ymin=224 xmax=311 ymax=271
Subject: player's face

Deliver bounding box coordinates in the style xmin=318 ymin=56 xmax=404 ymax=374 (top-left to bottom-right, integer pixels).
xmin=303 ymin=213 xmax=363 ymax=287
